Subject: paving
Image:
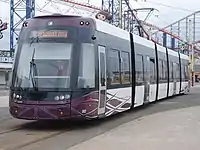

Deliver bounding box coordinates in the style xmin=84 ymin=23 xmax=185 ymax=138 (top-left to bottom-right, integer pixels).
xmin=67 ymin=105 xmax=200 ymax=150
xmin=66 ymin=86 xmax=200 ymax=150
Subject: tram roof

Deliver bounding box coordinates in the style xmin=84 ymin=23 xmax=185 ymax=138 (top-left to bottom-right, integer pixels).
xmin=30 ymin=14 xmax=188 ymax=59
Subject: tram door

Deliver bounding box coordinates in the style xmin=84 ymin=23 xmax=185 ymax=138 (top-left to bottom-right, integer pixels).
xmin=98 ymin=46 xmax=107 ymax=116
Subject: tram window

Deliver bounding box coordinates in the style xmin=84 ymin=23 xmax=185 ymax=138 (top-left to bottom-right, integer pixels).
xmin=181 ymin=65 xmax=185 ymax=80
xmin=185 ymin=65 xmax=189 ymax=80
xmin=159 ymin=59 xmax=163 ymax=80
xmin=173 ymin=62 xmax=177 ymax=79
xmin=78 ymin=43 xmax=95 ymax=88
xmin=107 ymin=49 xmax=120 ymax=85
xmin=149 ymin=58 xmax=156 ymax=82
xmin=162 ymin=61 xmax=166 ymax=80
xmin=170 ymin=62 xmax=174 ymax=79
xmin=121 ymin=51 xmax=130 ymax=83
xmin=135 ymin=54 xmax=144 ymax=83
xmin=176 ymin=63 xmax=180 ymax=80
xmin=173 ymin=63 xmax=180 ymax=80
xmin=159 ymin=59 xmax=168 ymax=81
xmin=164 ymin=61 xmax=168 ymax=80
xmin=169 ymin=61 xmax=173 ymax=79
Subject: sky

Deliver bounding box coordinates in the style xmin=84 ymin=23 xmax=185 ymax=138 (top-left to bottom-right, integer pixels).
xmin=0 ymin=0 xmax=200 ymax=50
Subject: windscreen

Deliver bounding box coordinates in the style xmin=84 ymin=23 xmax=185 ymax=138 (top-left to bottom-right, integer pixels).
xmin=12 ymin=17 xmax=96 ymax=91
xmin=14 ymin=29 xmax=73 ymax=89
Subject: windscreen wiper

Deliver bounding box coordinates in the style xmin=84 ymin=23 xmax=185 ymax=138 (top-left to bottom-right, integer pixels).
xmin=29 ymin=48 xmax=38 ymax=91
xmin=30 ymin=36 xmax=39 ymax=46
xmin=29 ymin=29 xmax=51 ymax=46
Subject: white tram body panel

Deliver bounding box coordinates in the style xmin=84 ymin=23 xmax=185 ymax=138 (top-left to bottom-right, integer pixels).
xmin=94 ymin=17 xmax=190 ymax=114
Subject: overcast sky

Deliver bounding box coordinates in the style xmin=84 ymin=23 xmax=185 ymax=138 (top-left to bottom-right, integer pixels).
xmin=0 ymin=0 xmax=199 ymax=50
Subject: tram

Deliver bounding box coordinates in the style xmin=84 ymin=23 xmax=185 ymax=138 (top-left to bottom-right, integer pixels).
xmin=9 ymin=14 xmax=190 ymax=120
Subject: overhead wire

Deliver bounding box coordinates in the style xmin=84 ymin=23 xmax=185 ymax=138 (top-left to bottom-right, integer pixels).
xmin=133 ymin=0 xmax=190 ymax=49
xmin=145 ymin=0 xmax=194 ymax=12
xmin=133 ymin=0 xmax=169 ymax=25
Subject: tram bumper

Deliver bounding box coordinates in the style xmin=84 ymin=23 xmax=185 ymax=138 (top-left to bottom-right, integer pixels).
xmin=9 ymin=101 xmax=71 ymax=120
xmin=9 ymin=91 xmax=99 ymax=120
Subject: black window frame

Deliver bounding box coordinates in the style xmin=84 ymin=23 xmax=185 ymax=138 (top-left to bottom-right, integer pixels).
xmin=149 ymin=57 xmax=156 ymax=83
xmin=107 ymin=48 xmax=121 ymax=86
xmin=135 ymin=54 xmax=144 ymax=85
xmin=121 ymin=51 xmax=131 ymax=84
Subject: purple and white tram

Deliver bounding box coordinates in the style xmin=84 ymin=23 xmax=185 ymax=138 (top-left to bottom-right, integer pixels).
xmin=9 ymin=14 xmax=190 ymax=120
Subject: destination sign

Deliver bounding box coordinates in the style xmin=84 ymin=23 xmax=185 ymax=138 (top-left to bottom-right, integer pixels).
xmin=31 ymin=30 xmax=68 ymax=38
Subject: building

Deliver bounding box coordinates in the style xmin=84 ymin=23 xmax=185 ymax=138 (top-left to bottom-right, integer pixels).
xmin=0 ymin=50 xmax=13 ymax=88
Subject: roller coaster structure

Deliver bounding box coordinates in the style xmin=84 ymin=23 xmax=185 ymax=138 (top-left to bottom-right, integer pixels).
xmin=8 ymin=0 xmax=200 ymax=56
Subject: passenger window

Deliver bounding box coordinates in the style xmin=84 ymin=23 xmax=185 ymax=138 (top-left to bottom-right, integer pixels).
xmin=169 ymin=61 xmax=172 ymax=79
xmin=162 ymin=60 xmax=166 ymax=80
xmin=181 ymin=65 xmax=185 ymax=80
xmin=121 ymin=51 xmax=130 ymax=84
xmin=159 ymin=59 xmax=163 ymax=80
xmin=150 ymin=58 xmax=156 ymax=82
xmin=107 ymin=49 xmax=120 ymax=85
xmin=135 ymin=54 xmax=144 ymax=83
xmin=185 ymin=65 xmax=189 ymax=80
xmin=176 ymin=63 xmax=180 ymax=80
xmin=164 ymin=61 xmax=168 ymax=80
xmin=173 ymin=62 xmax=177 ymax=80
xmin=170 ymin=62 xmax=173 ymax=79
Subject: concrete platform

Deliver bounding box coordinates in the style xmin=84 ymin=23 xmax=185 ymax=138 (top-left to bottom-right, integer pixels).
xmin=67 ymin=105 xmax=200 ymax=150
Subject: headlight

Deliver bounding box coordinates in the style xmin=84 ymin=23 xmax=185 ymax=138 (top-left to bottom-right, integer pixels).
xmin=65 ymin=94 xmax=70 ymax=99
xmin=54 ymin=96 xmax=60 ymax=101
xmin=54 ymin=94 xmax=70 ymax=100
xmin=60 ymin=95 xmax=65 ymax=100
xmin=12 ymin=93 xmax=22 ymax=100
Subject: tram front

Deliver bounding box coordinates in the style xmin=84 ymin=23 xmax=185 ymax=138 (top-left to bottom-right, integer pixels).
xmin=9 ymin=15 xmax=99 ymax=120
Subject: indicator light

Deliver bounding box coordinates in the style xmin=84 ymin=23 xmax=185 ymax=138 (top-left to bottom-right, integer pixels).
xmin=54 ymin=96 xmax=59 ymax=100
xmin=80 ymin=21 xmax=84 ymax=25
xmin=60 ymin=95 xmax=65 ymax=100
xmin=85 ymin=21 xmax=90 ymax=25
xmin=65 ymin=94 xmax=70 ymax=99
